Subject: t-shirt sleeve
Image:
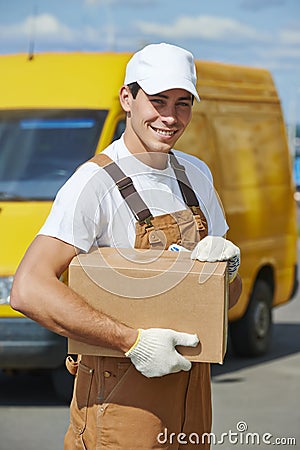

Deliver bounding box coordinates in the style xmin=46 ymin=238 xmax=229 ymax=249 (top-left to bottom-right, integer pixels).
xmin=37 ymin=163 xmax=103 ymax=253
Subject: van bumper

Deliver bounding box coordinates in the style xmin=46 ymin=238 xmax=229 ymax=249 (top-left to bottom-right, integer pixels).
xmin=0 ymin=317 xmax=67 ymax=369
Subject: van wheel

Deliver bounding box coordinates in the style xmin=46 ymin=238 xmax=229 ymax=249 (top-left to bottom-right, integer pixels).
xmin=51 ymin=365 xmax=74 ymax=404
xmin=229 ymin=279 xmax=273 ymax=357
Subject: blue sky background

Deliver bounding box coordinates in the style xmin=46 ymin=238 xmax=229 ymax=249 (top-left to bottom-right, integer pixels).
xmin=1 ymin=0 xmax=300 ymax=125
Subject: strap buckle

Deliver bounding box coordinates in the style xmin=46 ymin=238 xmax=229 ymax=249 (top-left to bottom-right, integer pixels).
xmin=190 ymin=205 xmax=200 ymax=215
xmin=140 ymin=215 xmax=154 ymax=229
xmin=117 ymin=176 xmax=133 ymax=191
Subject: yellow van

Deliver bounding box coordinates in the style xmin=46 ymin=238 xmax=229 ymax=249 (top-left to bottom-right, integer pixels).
xmin=0 ymin=53 xmax=297 ymax=395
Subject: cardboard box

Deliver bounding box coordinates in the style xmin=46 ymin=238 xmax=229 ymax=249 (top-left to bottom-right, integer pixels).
xmin=68 ymin=247 xmax=228 ymax=363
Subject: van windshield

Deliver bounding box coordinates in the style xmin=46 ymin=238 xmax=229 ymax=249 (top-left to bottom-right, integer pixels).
xmin=0 ymin=109 xmax=107 ymax=200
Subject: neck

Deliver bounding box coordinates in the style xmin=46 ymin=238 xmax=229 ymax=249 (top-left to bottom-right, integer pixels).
xmin=123 ymin=132 xmax=169 ymax=170
xmin=134 ymin=152 xmax=169 ymax=170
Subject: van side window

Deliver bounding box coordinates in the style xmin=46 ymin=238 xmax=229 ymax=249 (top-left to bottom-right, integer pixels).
xmin=0 ymin=109 xmax=108 ymax=200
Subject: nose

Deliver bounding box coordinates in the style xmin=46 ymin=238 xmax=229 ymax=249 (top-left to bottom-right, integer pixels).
xmin=161 ymin=104 xmax=177 ymax=126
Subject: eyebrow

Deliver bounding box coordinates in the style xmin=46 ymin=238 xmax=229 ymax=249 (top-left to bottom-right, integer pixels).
xmin=150 ymin=93 xmax=193 ymax=102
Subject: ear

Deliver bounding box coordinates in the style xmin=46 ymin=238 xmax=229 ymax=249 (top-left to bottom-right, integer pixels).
xmin=119 ymin=85 xmax=132 ymax=113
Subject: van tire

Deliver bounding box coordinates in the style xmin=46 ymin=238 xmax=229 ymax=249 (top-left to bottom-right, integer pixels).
xmin=229 ymin=279 xmax=273 ymax=357
xmin=51 ymin=365 xmax=74 ymax=404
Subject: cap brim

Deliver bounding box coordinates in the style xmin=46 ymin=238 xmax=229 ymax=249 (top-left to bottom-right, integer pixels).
xmin=139 ymin=77 xmax=200 ymax=102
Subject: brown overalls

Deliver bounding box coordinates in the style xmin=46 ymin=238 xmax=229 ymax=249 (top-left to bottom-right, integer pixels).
xmin=64 ymin=153 xmax=212 ymax=449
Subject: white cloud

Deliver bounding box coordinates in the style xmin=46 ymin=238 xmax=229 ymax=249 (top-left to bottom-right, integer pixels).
xmin=0 ymin=14 xmax=73 ymax=43
xmin=249 ymin=25 xmax=300 ymax=72
xmin=257 ymin=45 xmax=300 ymax=60
xmin=25 ymin=14 xmax=73 ymax=41
xmin=280 ymin=28 xmax=300 ymax=45
xmin=136 ymin=15 xmax=270 ymax=42
xmin=0 ymin=13 xmax=107 ymax=49
xmin=0 ymin=12 xmax=145 ymax=53
xmin=254 ymin=25 xmax=300 ymax=65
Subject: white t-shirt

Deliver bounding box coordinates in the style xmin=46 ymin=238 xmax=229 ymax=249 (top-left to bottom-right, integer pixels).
xmin=38 ymin=135 xmax=228 ymax=252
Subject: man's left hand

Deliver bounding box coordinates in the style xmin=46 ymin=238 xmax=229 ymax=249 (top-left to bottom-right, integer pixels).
xmin=191 ymin=236 xmax=240 ymax=283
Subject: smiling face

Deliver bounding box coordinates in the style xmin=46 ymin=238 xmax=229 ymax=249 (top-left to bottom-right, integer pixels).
xmin=120 ymin=86 xmax=193 ymax=157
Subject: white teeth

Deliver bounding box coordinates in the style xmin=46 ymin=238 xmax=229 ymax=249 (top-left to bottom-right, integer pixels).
xmin=153 ymin=128 xmax=175 ymax=136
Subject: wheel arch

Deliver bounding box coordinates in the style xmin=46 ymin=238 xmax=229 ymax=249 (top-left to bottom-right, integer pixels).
xmin=253 ymin=264 xmax=275 ymax=305
xmin=229 ymin=264 xmax=275 ymax=357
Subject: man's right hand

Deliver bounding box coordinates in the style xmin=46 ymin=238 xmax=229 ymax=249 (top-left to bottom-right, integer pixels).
xmin=125 ymin=328 xmax=199 ymax=377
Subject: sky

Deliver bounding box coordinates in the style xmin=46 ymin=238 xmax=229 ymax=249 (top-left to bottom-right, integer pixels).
xmin=0 ymin=0 xmax=300 ymax=126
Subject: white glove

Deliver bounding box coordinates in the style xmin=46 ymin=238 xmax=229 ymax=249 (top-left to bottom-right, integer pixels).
xmin=125 ymin=328 xmax=199 ymax=378
xmin=191 ymin=236 xmax=240 ymax=283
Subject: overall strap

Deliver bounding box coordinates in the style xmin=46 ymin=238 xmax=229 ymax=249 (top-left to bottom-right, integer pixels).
xmin=89 ymin=154 xmax=153 ymax=226
xmin=169 ymin=152 xmax=200 ymax=214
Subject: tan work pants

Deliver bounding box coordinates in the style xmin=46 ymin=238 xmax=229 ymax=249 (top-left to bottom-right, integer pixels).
xmin=64 ymin=356 xmax=211 ymax=449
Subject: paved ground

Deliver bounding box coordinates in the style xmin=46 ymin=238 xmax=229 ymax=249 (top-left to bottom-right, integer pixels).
xmin=210 ymin=293 xmax=300 ymax=449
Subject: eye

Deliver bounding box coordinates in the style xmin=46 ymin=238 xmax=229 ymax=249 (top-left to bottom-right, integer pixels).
xmin=177 ymin=100 xmax=192 ymax=107
xmin=151 ymin=98 xmax=164 ymax=105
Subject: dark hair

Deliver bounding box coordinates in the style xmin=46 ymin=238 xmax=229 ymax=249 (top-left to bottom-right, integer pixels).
xmin=127 ymin=81 xmax=194 ymax=104
xmin=127 ymin=82 xmax=141 ymax=99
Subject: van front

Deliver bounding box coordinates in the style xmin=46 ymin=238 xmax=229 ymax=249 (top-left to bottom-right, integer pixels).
xmin=0 ymin=53 xmax=128 ymax=386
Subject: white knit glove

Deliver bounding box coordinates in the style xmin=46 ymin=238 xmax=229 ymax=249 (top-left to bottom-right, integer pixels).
xmin=191 ymin=236 xmax=240 ymax=283
xmin=125 ymin=328 xmax=199 ymax=378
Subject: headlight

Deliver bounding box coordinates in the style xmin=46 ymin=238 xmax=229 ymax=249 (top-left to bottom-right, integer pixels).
xmin=0 ymin=276 xmax=14 ymax=305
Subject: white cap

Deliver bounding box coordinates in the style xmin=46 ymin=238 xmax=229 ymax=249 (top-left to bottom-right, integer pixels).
xmin=124 ymin=43 xmax=200 ymax=102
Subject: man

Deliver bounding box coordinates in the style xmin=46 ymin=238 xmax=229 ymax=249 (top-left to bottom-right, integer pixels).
xmin=11 ymin=43 xmax=242 ymax=449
